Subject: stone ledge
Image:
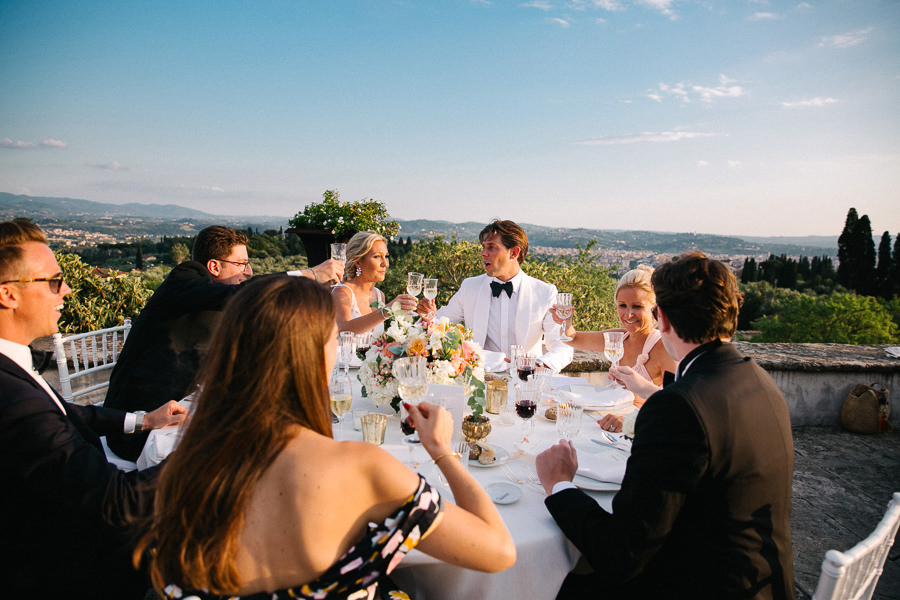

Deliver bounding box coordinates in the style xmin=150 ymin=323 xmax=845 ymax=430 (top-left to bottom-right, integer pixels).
xmin=734 ymin=342 xmax=900 ymax=373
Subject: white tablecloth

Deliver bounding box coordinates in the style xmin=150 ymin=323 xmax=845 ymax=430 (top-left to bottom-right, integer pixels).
xmin=138 ymin=375 xmax=628 ymax=600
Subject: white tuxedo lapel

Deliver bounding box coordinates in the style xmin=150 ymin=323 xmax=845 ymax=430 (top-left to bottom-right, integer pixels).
xmin=470 ymin=276 xmax=492 ymax=347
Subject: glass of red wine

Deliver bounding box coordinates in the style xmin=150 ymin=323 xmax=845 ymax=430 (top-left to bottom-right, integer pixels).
xmin=355 ymin=331 xmax=373 ymax=363
xmin=515 ymin=376 xmax=541 ymax=445
xmin=516 ymin=353 xmax=537 ymax=382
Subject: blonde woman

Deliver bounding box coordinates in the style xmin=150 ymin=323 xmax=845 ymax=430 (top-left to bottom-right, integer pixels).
xmin=332 ymin=231 xmax=417 ymax=335
xmin=552 ymin=266 xmax=676 ymax=432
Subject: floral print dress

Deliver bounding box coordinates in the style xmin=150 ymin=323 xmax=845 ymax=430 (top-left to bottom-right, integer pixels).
xmin=162 ymin=476 xmax=443 ymax=600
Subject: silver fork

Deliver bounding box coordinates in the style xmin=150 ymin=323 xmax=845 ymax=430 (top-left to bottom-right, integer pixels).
xmin=523 ymin=465 xmax=541 ymax=486
xmin=501 ymin=463 xmax=525 ymax=484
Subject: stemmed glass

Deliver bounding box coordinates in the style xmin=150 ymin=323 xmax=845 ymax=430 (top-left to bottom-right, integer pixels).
xmin=406 ymin=272 xmax=424 ymax=314
xmin=516 ymin=353 xmax=536 ymax=382
xmin=331 ymin=243 xmax=347 ymax=264
xmin=603 ymin=331 xmax=625 ymax=387
xmin=555 ymin=293 xmax=574 ymax=342
xmin=338 ymin=331 xmax=355 ymax=375
xmin=515 ymin=376 xmax=541 ymax=445
xmin=393 ymin=356 xmax=428 ymax=443
xmin=329 ymin=369 xmax=352 ymax=440
xmin=423 ymin=278 xmax=438 ymax=301
xmin=354 ymin=332 xmax=372 ymax=362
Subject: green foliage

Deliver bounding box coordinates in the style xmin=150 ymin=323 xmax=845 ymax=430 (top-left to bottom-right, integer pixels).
xmin=752 ymin=293 xmax=899 ymax=344
xmin=139 ymin=265 xmax=170 ymax=291
xmin=56 ymin=252 xmax=153 ymax=334
xmin=288 ymin=189 xmax=401 ymax=240
xmin=738 ymin=281 xmax=804 ymax=330
xmin=170 ymin=242 xmax=190 ymax=264
xmin=250 ymin=254 xmax=310 ymax=275
xmin=382 ymin=237 xmax=619 ymax=333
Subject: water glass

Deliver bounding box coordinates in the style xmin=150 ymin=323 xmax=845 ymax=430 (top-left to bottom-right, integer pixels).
xmin=360 ymin=414 xmax=387 ymax=445
xmin=455 ymin=440 xmax=472 ymax=471
xmin=338 ymin=331 xmax=355 ymax=370
xmin=485 ymin=379 xmax=507 ymax=414
xmin=556 ymin=402 xmax=584 ymax=440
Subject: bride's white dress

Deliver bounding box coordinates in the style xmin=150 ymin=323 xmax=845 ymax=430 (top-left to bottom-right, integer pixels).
xmin=333 ymin=283 xmax=386 ymax=336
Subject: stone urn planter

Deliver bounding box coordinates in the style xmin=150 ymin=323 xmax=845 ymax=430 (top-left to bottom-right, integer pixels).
xmin=286 ymin=227 xmax=334 ymax=268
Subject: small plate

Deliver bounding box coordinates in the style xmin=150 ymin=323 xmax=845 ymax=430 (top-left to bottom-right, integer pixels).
xmin=538 ymin=404 xmax=559 ymax=423
xmin=485 ymin=482 xmax=522 ymax=504
xmin=572 ymin=474 xmax=621 ymax=492
xmin=469 ymin=445 xmax=510 ymax=468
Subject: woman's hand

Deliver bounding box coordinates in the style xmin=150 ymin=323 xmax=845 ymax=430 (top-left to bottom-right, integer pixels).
xmin=596 ymin=413 xmax=624 ymax=433
xmin=406 ymin=401 xmax=453 ymax=457
xmin=386 ymin=293 xmax=418 ymax=313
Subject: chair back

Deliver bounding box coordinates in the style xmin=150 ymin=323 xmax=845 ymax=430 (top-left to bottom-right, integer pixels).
xmin=812 ymin=492 xmax=900 ymax=600
xmin=51 ymin=319 xmax=131 ymax=404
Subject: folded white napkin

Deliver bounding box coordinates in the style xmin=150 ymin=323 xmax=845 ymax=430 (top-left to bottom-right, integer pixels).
xmin=482 ymin=350 xmax=508 ymax=372
xmin=559 ymin=385 xmax=633 ymax=409
xmin=576 ymin=449 xmax=627 ymax=484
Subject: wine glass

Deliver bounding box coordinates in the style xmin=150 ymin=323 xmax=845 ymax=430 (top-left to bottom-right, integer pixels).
xmin=555 ymin=293 xmax=574 ymax=342
xmin=516 ymin=353 xmax=536 ymax=382
xmin=508 ymin=344 xmax=524 ymax=375
xmin=331 ymin=243 xmax=347 ymax=264
xmin=329 ymin=369 xmax=353 ymax=440
xmin=515 ymin=376 xmax=541 ymax=445
xmin=393 ymin=356 xmax=428 ymax=443
xmin=603 ymin=331 xmax=625 ymax=387
xmin=406 ymin=272 xmax=424 ymax=314
xmin=338 ymin=331 xmax=355 ymax=374
xmin=423 ymin=278 xmax=438 ymax=301
xmin=354 ymin=331 xmax=372 ymax=362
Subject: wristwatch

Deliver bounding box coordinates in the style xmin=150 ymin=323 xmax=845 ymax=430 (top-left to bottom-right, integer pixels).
xmin=133 ymin=410 xmax=147 ymax=432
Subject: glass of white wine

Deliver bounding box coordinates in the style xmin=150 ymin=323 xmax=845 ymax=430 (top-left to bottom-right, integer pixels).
xmin=423 ymin=278 xmax=437 ymax=300
xmin=329 ymin=369 xmax=353 ymax=440
xmin=603 ymin=331 xmax=625 ymax=387
xmin=393 ymin=356 xmax=428 ymax=443
xmin=555 ymin=293 xmax=574 ymax=342
xmin=406 ymin=272 xmax=424 ymax=315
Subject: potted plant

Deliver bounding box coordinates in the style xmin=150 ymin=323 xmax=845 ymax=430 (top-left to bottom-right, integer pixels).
xmin=286 ymin=190 xmax=401 ymax=266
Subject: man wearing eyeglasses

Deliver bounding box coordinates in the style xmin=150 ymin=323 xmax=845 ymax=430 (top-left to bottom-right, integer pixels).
xmin=0 ymin=219 xmax=189 ymax=597
xmin=104 ymin=225 xmax=343 ymax=461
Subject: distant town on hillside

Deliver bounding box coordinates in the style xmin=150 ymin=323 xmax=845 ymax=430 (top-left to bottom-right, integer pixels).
xmin=1 ymin=192 xmax=837 ymax=271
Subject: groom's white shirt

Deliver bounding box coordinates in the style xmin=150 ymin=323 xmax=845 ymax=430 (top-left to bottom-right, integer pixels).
xmin=436 ymin=272 xmax=573 ymax=372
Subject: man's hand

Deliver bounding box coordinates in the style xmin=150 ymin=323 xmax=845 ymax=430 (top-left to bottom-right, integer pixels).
xmin=144 ymin=401 xmax=189 ymax=431
xmin=310 ymin=259 xmax=344 ymax=284
xmin=416 ymin=297 xmax=435 ymax=320
xmin=535 ymin=440 xmax=579 ymax=495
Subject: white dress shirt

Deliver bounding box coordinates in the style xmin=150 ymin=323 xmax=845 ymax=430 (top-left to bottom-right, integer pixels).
xmin=483 ymin=270 xmax=525 ymax=353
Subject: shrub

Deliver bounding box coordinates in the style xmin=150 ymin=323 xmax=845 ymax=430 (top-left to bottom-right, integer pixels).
xmin=752 ymin=293 xmax=899 ymax=343
xmin=56 ymin=252 xmax=153 ymax=333
xmin=288 ymin=189 xmax=401 ymax=240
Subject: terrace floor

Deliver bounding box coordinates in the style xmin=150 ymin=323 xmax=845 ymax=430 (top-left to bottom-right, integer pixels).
xmin=792 ymin=426 xmax=900 ymax=599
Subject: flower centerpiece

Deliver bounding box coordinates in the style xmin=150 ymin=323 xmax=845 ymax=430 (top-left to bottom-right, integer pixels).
xmin=358 ymin=304 xmax=487 ymax=414
xmin=287 ymin=189 xmax=401 ymax=241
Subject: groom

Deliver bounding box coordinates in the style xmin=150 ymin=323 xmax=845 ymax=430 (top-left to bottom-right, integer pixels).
xmin=419 ymin=219 xmax=572 ymax=372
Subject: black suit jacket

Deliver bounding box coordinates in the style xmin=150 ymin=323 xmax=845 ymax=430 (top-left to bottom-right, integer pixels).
xmin=0 ymin=353 xmax=160 ymax=597
xmin=104 ymin=261 xmax=241 ymax=460
xmin=546 ymin=341 xmax=795 ymax=599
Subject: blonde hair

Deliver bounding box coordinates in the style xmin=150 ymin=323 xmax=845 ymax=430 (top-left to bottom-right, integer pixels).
xmin=345 ymin=230 xmax=387 ymax=281
xmin=615 ymin=265 xmax=655 ymax=303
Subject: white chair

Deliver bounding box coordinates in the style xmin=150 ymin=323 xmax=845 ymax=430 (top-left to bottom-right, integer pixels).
xmin=812 ymin=492 xmax=900 ymax=600
xmin=52 ymin=319 xmax=131 ymax=404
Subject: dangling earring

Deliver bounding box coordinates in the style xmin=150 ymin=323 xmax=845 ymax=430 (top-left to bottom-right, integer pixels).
xmin=355 ymin=265 xmax=362 ymax=278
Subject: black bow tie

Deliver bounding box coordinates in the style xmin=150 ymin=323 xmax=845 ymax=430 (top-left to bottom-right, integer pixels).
xmin=30 ymin=347 xmax=54 ymax=374
xmin=490 ymin=280 xmax=513 ymax=298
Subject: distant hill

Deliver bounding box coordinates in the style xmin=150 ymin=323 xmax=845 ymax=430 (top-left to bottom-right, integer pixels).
xmin=1 ymin=192 xmax=836 ymax=256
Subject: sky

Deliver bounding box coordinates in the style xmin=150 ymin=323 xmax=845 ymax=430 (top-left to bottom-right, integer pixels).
xmin=1 ymin=0 xmax=898 ymax=237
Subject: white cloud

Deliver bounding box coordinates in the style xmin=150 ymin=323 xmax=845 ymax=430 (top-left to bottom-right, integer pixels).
xmin=549 ymin=17 xmax=571 ymax=27
xmin=522 ymin=1 xmax=553 ymax=10
xmin=650 ymin=74 xmax=746 ymax=104
xmin=819 ymin=27 xmax=874 ymax=49
xmin=41 ymin=139 xmax=67 ymax=148
xmin=797 ymin=2 xmax=812 ymax=9
xmin=88 ymin=161 xmax=128 ymax=171
xmin=728 ymin=160 xmax=742 ymax=167
xmin=697 ymin=160 xmax=710 ymax=167
xmin=781 ymin=97 xmax=838 ymax=108
xmin=636 ymin=0 xmax=677 ymax=18
xmin=0 ymin=138 xmax=36 ymax=149
xmin=574 ymin=131 xmax=716 ymax=145
xmin=590 ymin=0 xmax=622 ymax=10
xmin=201 ymin=185 xmax=226 ymax=193
xmin=749 ymin=12 xmax=779 ymax=21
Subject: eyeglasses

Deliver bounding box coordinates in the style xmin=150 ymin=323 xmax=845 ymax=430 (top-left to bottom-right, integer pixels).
xmin=1 ymin=273 xmax=66 ymax=294
xmin=217 ymin=259 xmax=252 ymax=272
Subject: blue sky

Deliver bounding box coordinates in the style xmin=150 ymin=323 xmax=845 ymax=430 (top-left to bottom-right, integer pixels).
xmin=1 ymin=0 xmax=898 ymax=237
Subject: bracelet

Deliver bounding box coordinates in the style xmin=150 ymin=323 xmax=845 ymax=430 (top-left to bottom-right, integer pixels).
xmin=308 ymin=268 xmax=320 ymax=283
xmin=380 ymin=307 xmax=389 ymax=320
xmin=432 ymin=452 xmax=462 ymax=466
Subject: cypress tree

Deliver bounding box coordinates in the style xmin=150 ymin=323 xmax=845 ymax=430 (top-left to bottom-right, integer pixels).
xmin=851 ymin=215 xmax=877 ymax=295
xmin=875 ymin=231 xmax=893 ymax=298
xmin=891 ymin=233 xmax=900 ymax=298
xmin=741 ymin=258 xmax=758 ymax=283
xmin=135 ymin=239 xmax=143 ymax=270
xmin=837 ymin=208 xmax=859 ymax=288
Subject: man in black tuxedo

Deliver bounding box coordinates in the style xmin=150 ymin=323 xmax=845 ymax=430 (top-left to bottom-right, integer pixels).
xmin=536 ymin=250 xmax=795 ymax=599
xmin=0 ymin=220 xmax=188 ymax=597
xmin=103 ymin=225 xmax=343 ymax=460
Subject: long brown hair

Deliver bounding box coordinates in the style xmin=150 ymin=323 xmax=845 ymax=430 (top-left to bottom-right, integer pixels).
xmin=139 ymin=275 xmax=336 ymax=593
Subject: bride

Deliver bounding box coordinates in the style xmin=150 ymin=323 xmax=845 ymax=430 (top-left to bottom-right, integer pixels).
xmin=332 ymin=231 xmax=418 ymax=335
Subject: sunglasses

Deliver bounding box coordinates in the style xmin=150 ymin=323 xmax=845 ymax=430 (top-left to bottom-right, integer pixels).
xmin=1 ymin=273 xmax=66 ymax=294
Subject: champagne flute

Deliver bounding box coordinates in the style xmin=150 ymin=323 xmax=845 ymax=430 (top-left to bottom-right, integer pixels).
xmin=555 ymin=293 xmax=574 ymax=342
xmin=406 ymin=272 xmax=424 ymax=314
xmin=603 ymin=331 xmax=625 ymax=388
xmin=393 ymin=356 xmax=428 ymax=443
xmin=329 ymin=369 xmax=353 ymax=440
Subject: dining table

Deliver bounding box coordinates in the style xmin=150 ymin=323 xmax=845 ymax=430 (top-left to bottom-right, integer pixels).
xmin=137 ymin=370 xmax=636 ymax=600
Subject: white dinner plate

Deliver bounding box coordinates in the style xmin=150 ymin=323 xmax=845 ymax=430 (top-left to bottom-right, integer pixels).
xmin=572 ymin=474 xmax=621 ymax=492
xmin=469 ymin=445 xmax=510 ymax=468
xmin=537 ymin=404 xmax=558 ymax=423
xmin=485 ymin=482 xmax=522 ymax=504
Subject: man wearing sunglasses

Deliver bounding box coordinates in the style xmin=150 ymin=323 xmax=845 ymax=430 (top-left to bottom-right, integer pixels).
xmin=0 ymin=219 xmax=189 ymax=597
xmin=103 ymin=225 xmax=344 ymax=461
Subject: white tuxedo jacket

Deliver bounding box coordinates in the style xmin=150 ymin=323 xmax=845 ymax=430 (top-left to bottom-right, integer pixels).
xmin=436 ymin=273 xmax=573 ymax=372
